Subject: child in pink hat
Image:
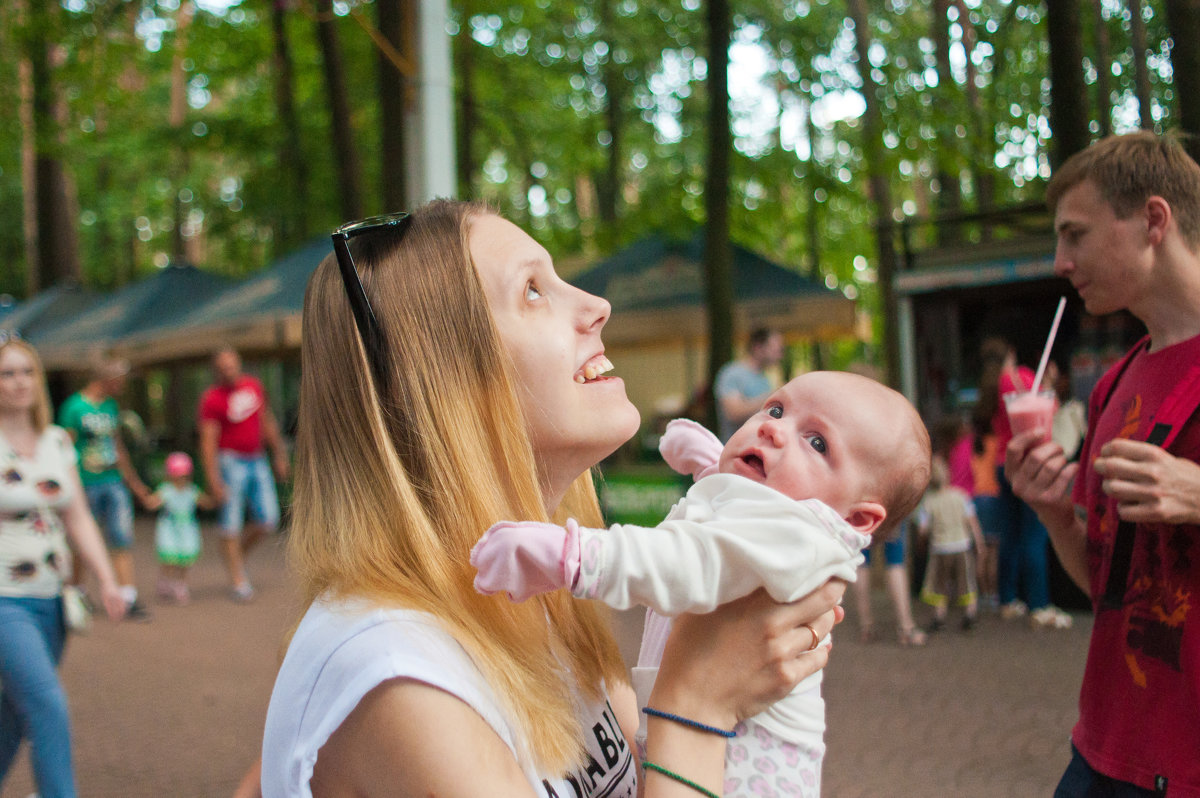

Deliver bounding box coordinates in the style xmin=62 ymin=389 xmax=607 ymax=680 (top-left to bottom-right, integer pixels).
xmin=145 ymin=452 xmax=214 ymax=604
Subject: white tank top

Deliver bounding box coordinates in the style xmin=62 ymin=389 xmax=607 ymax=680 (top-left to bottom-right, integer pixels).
xmin=261 ymin=598 xmax=637 ymax=798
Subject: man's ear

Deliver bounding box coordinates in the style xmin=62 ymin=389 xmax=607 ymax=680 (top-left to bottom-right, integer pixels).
xmin=1145 ymin=195 xmax=1172 ymax=247
xmin=845 ymin=501 xmax=887 ymax=535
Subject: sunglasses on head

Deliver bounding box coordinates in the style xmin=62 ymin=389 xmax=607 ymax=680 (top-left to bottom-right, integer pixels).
xmin=331 ymin=212 xmax=413 ymax=391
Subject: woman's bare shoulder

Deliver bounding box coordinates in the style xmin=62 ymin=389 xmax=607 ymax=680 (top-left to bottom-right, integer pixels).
xmin=312 ymin=678 xmax=537 ymax=798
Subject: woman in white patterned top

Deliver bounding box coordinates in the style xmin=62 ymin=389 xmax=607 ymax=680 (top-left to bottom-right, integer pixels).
xmin=0 ymin=337 xmax=126 ymax=798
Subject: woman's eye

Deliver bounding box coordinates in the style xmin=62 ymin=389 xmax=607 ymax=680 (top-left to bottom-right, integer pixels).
xmin=525 ymin=281 xmax=543 ymax=301
xmin=766 ymin=405 xmax=783 ymax=419
xmin=807 ymin=435 xmax=828 ymax=455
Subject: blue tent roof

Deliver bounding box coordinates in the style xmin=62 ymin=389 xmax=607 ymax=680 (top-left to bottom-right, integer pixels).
xmin=172 ymin=237 xmax=329 ymax=329
xmin=1 ymin=285 xmax=102 ymax=340
xmin=570 ymin=231 xmax=835 ymax=313
xmin=32 ymin=265 xmax=232 ymax=365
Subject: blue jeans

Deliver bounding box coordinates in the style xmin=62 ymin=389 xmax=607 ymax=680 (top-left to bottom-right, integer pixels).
xmin=217 ymin=451 xmax=280 ymax=538
xmin=1055 ymin=744 xmax=1164 ymax=797
xmin=995 ymin=466 xmax=1050 ymax=610
xmin=0 ymin=595 xmax=76 ymax=798
xmin=84 ymin=481 xmax=134 ymax=550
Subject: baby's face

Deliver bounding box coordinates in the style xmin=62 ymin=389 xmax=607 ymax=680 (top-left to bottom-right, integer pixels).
xmin=719 ymin=371 xmax=897 ymax=520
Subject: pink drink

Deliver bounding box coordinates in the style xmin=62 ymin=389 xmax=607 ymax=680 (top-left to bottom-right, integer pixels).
xmin=1004 ymin=390 xmax=1057 ymax=442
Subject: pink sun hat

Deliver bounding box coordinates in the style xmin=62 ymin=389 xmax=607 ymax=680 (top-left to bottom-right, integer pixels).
xmin=164 ymin=452 xmax=194 ymax=478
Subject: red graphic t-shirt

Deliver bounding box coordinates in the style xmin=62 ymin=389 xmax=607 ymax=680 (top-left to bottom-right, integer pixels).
xmin=198 ymin=375 xmax=266 ymax=456
xmin=1071 ymin=333 xmax=1200 ymax=793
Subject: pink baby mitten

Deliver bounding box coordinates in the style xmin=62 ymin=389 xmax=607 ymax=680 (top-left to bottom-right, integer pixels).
xmin=471 ymin=518 xmax=582 ymax=602
xmin=659 ymin=418 xmax=722 ymax=480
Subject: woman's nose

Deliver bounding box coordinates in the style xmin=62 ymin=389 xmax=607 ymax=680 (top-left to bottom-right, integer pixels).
xmin=576 ymin=287 xmax=611 ymax=333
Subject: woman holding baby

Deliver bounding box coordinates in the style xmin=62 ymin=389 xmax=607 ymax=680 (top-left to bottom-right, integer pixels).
xmin=260 ymin=201 xmax=844 ymax=797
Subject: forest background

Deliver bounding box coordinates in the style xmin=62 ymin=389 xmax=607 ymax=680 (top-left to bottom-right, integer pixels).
xmin=4 ymin=0 xmax=1200 ymax=379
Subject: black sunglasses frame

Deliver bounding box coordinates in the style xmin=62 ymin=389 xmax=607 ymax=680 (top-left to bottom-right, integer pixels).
xmin=331 ymin=212 xmax=413 ymax=391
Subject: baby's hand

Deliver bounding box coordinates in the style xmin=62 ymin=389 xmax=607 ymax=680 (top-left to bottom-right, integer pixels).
xmin=659 ymin=418 xmax=722 ymax=480
xmin=470 ymin=519 xmax=582 ymax=602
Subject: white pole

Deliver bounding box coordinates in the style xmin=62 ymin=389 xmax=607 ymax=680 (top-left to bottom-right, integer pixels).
xmin=410 ymin=0 xmax=457 ymax=204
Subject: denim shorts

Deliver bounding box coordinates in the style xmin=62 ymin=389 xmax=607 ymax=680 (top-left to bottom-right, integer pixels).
xmin=862 ymin=535 xmax=906 ymax=567
xmin=217 ymin=451 xmax=280 ymax=539
xmin=84 ymin=481 xmax=134 ymax=550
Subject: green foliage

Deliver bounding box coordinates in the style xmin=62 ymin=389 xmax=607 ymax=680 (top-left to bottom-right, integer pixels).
xmin=0 ymin=0 xmax=1189 ymax=378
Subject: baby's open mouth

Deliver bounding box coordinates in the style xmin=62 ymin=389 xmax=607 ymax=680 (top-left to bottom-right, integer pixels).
xmin=740 ymin=453 xmax=765 ymax=478
xmin=574 ymin=355 xmax=614 ymax=384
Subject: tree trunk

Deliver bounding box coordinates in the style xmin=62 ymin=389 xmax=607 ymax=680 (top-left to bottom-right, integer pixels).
xmin=271 ymin=0 xmax=310 ymax=246
xmin=1091 ymin=0 xmax=1112 ymax=137
xmin=848 ymin=0 xmax=901 ymax=388
xmin=1165 ymin=0 xmax=1200 ymax=161
xmin=704 ymin=0 xmax=734 ymax=427
xmin=315 ymin=0 xmax=365 ymax=221
xmin=454 ymin=0 xmax=477 ymax=197
xmin=1045 ymin=0 xmax=1090 ymax=168
xmin=24 ymin=0 xmax=80 ymax=291
xmin=931 ymin=0 xmax=961 ymax=241
xmin=953 ymin=0 xmax=994 ymax=215
xmin=168 ymin=2 xmax=193 ymax=263
xmin=1130 ymin=0 xmax=1154 ymax=129
xmin=595 ymin=0 xmax=622 ymax=234
xmin=803 ymin=99 xmax=825 ymax=371
xmin=377 ymin=0 xmax=411 ymax=212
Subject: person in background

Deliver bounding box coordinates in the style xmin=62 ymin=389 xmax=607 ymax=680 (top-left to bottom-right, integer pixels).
xmin=57 ymin=357 xmax=153 ymax=621
xmin=0 ymin=336 xmax=126 ymax=798
xmin=976 ymin=337 xmax=1071 ymax=629
xmin=1045 ymin=361 xmax=1088 ymax=463
xmin=713 ymin=327 xmax=784 ymax=441
xmin=144 ymin=451 xmax=213 ymax=605
xmin=968 ymin=416 xmax=1002 ymax=610
xmin=197 ymin=348 xmax=289 ymax=603
xmin=1008 ymin=130 xmax=1200 ymax=795
xmin=916 ymin=455 xmax=985 ymax=632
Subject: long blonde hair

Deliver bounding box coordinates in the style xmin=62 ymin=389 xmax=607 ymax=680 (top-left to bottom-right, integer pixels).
xmin=289 ymin=200 xmax=625 ymax=772
xmin=0 ymin=339 xmax=53 ymax=433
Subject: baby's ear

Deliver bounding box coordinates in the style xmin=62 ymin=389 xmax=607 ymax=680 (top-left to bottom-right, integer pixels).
xmin=845 ymin=501 xmax=886 ymax=535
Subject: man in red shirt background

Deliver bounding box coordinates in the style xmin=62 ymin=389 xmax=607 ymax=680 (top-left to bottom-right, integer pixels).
xmin=198 ymin=348 xmax=290 ymax=602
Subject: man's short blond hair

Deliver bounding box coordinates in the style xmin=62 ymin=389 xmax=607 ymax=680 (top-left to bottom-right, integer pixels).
xmin=1046 ymin=130 xmax=1200 ymax=248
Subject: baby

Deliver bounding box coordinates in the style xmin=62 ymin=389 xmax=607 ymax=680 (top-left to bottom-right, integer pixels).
xmin=472 ymin=370 xmax=931 ymax=797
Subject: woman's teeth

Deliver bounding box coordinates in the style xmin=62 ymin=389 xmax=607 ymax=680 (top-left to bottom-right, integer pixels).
xmin=575 ymin=356 xmax=614 ymax=383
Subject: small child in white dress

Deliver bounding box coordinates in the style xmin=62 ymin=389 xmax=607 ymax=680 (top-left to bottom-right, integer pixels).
xmin=472 ymin=370 xmax=931 ymax=797
xmin=145 ymin=452 xmax=213 ymax=604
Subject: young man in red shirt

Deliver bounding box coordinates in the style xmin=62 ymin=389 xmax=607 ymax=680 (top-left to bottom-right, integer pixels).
xmin=198 ymin=348 xmax=290 ymax=602
xmin=1007 ymin=131 xmax=1200 ymax=795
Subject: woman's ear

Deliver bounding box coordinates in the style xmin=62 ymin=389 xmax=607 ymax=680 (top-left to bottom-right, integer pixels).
xmin=845 ymin=501 xmax=887 ymax=535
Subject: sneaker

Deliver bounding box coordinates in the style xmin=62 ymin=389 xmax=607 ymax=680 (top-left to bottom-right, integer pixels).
xmin=961 ymin=614 xmax=976 ymax=632
xmin=156 ymin=578 xmax=176 ymax=602
xmin=927 ymin=618 xmax=945 ymax=634
xmin=1000 ymin=600 xmax=1028 ymax=621
xmin=172 ymin=581 xmax=191 ymax=605
xmin=125 ymin=598 xmax=153 ymax=622
xmin=1030 ymin=606 xmax=1073 ymax=630
xmin=230 ymin=582 xmax=255 ymax=603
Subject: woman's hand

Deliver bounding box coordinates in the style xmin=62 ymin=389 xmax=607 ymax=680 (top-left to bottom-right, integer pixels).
xmin=98 ymin=580 xmax=127 ymax=622
xmin=650 ymin=580 xmax=846 ymax=731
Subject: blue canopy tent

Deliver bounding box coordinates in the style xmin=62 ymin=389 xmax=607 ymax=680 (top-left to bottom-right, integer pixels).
xmin=31 ymin=264 xmax=232 ymax=370
xmin=114 ymin=237 xmax=330 ymax=366
xmin=564 ymin=231 xmax=858 ymax=418
xmin=0 ymin=285 xmax=102 ymax=343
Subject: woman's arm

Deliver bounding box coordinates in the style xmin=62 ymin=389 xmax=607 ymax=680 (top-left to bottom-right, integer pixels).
xmin=59 ymin=469 xmax=126 ymax=621
xmin=642 ymin=583 xmax=845 ymax=796
xmin=312 ymin=679 xmax=543 ymax=798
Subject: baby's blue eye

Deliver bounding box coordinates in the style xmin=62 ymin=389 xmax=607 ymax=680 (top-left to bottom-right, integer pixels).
xmin=767 ymin=405 xmax=783 ymax=419
xmin=808 ymin=435 xmax=828 ymax=455
xmin=525 ymin=281 xmax=543 ymax=301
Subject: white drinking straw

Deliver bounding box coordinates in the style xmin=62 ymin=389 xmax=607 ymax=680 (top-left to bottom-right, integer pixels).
xmin=1031 ymin=297 xmax=1067 ymax=394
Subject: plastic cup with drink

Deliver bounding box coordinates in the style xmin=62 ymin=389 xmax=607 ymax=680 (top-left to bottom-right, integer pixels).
xmin=1005 ymin=296 xmax=1067 ymax=444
